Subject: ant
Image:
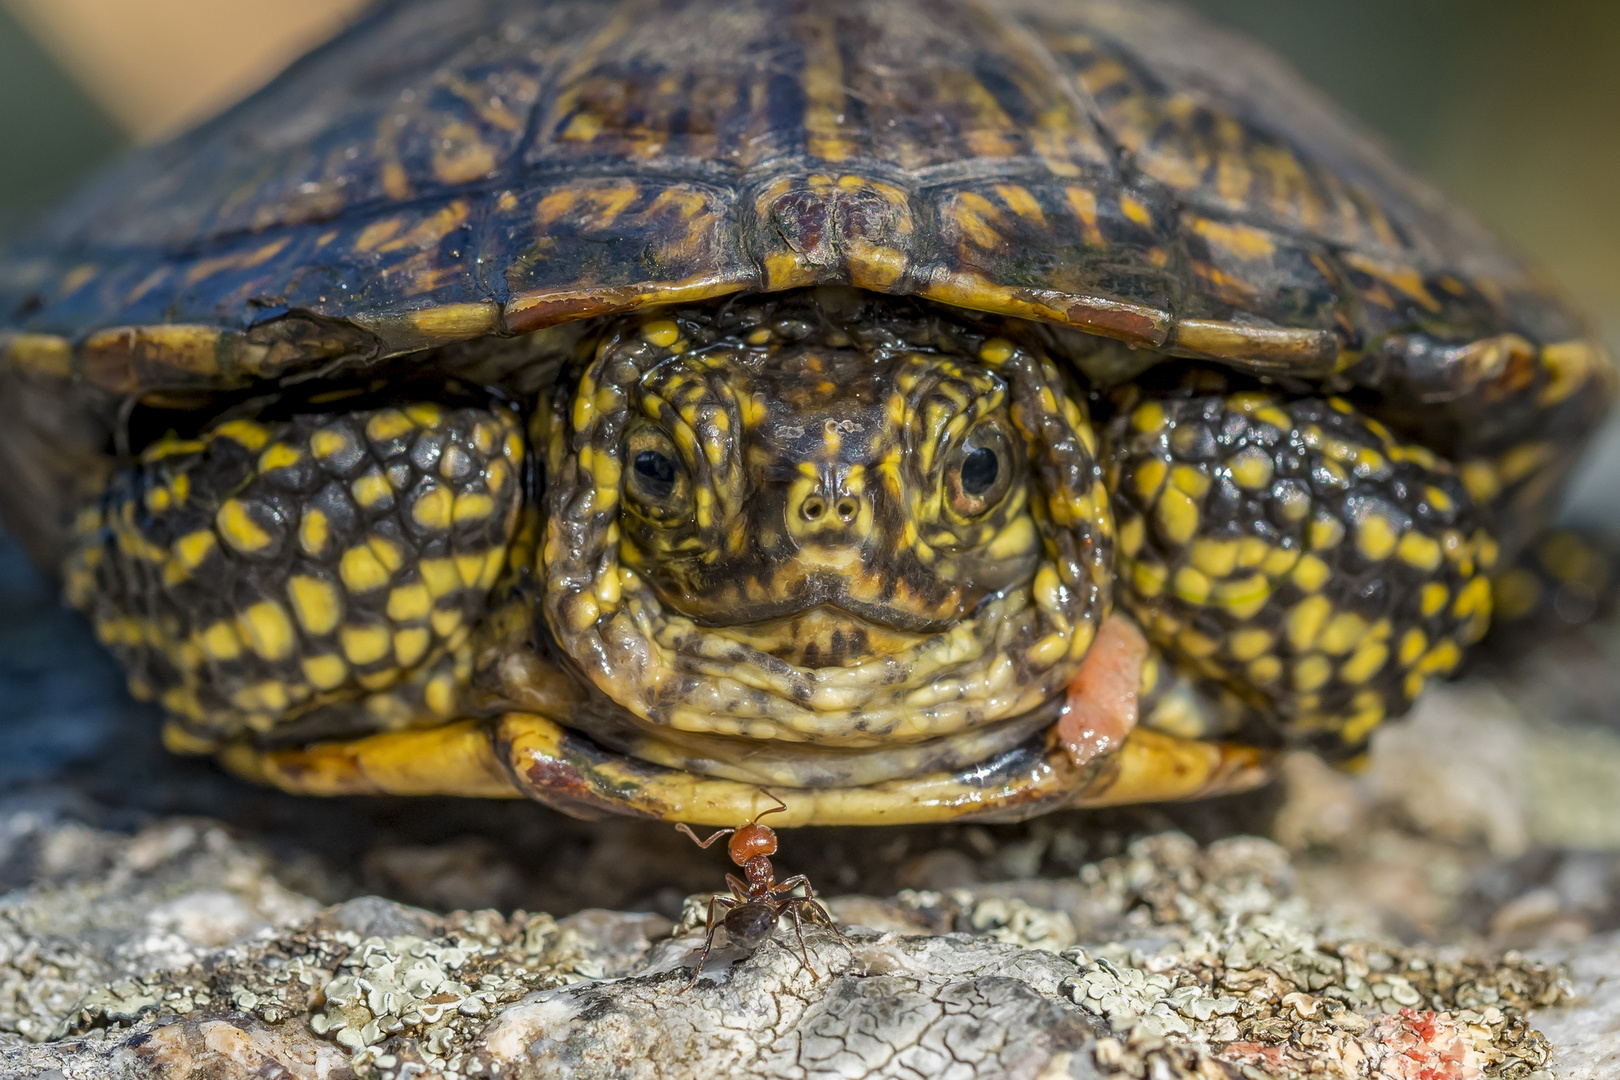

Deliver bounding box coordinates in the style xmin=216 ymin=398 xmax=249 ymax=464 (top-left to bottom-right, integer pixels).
xmin=675 ymin=790 xmax=841 ymax=990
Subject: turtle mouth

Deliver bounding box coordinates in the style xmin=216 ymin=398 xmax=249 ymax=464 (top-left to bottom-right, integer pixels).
xmin=705 ymin=604 xmax=942 ymax=669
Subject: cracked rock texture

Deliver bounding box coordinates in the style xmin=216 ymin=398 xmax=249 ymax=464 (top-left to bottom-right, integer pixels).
xmin=0 ymin=817 xmax=1577 ymax=1080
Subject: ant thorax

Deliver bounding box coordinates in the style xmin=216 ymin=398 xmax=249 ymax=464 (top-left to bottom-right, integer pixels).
xmin=742 ymin=856 xmax=774 ymax=889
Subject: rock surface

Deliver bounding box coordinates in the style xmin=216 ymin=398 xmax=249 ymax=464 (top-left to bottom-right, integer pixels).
xmin=0 ymin=813 xmax=1576 ymax=1079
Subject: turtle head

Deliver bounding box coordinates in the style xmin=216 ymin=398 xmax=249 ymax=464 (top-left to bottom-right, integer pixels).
xmin=539 ymin=292 xmax=1112 ymax=758
xmin=614 ymin=335 xmax=1041 ymax=659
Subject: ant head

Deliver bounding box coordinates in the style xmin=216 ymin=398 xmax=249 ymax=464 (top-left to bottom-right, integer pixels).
xmin=725 ymin=791 xmax=786 ymax=865
xmin=726 ymin=822 xmax=778 ymax=865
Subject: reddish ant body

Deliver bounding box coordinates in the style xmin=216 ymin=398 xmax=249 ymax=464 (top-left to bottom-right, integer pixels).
xmin=675 ymin=792 xmax=840 ymax=990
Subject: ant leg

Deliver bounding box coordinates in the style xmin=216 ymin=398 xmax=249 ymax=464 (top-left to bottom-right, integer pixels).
xmin=725 ymin=872 xmax=751 ymax=899
xmin=772 ymin=875 xmax=841 ymax=937
xmin=676 ymin=824 xmax=736 ymax=850
xmin=772 ymin=873 xmax=814 ymax=897
xmin=682 ymin=896 xmax=736 ymax=992
xmin=787 ymin=901 xmax=819 ymax=982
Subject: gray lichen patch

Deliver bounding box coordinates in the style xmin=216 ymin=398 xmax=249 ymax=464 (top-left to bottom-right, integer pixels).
xmin=0 ymin=810 xmax=1574 ymax=1080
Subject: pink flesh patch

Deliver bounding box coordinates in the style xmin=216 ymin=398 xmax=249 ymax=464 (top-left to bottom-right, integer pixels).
xmin=1056 ymin=615 xmax=1148 ymax=767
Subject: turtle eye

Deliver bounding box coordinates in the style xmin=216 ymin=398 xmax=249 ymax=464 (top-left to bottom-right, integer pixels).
xmin=633 ymin=450 xmax=677 ymax=499
xmin=624 ymin=427 xmax=689 ymax=520
xmin=945 ymin=426 xmax=1014 ymax=519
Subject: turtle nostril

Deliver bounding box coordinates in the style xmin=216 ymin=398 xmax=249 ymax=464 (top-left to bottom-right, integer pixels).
xmin=835 ymin=497 xmax=858 ymax=521
xmin=802 ymin=497 xmax=826 ymax=521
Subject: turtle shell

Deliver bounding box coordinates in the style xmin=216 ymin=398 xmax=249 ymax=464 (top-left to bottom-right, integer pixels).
xmin=0 ymin=0 xmax=1598 ymax=557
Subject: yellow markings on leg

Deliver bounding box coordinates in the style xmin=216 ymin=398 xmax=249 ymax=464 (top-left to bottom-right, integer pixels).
xmin=299 ymin=509 xmax=330 ymax=557
xmin=288 ymin=575 xmax=342 ymax=636
xmin=340 ymin=543 xmax=395 ymax=592
xmin=1155 ymin=489 xmax=1200 ymax=546
xmin=341 ymin=624 xmax=393 ymax=666
xmin=411 ymin=486 xmax=453 ymax=530
xmin=217 ymin=499 xmax=273 ymax=553
xmin=238 ymin=601 xmax=296 ymax=662
xmin=302 ymin=654 xmax=349 ymax=690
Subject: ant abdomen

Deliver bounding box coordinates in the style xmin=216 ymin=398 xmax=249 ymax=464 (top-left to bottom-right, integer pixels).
xmin=723 ymin=902 xmax=778 ymax=949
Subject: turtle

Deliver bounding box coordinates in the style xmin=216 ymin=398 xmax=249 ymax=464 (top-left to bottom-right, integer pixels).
xmin=0 ymin=0 xmax=1609 ymax=828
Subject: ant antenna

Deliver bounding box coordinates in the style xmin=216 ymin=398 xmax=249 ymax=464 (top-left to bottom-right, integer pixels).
xmin=751 ymin=788 xmax=787 ymax=826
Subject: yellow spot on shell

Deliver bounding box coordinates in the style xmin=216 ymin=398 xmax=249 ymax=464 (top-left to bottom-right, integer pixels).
xmin=288 ymin=575 xmax=342 ymax=636
xmin=238 ymin=601 xmax=296 ymax=661
xmin=1421 ymin=582 xmax=1449 ymax=618
xmin=387 ymin=583 xmax=433 ymax=622
xmin=341 ymin=624 xmax=392 ymax=665
xmin=299 ymin=509 xmax=329 ymax=557
xmin=217 ymin=499 xmax=273 ymax=554
xmin=640 ymin=320 xmax=680 ymax=348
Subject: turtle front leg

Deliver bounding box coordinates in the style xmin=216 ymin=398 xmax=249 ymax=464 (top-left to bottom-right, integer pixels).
xmin=1106 ymin=385 xmax=1495 ymax=760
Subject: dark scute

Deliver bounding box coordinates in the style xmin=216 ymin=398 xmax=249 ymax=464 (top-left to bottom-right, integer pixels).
xmin=723 ymin=902 xmax=778 ymax=948
xmin=633 ymin=450 xmax=677 ymax=498
xmin=961 ymin=446 xmax=999 ymax=496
